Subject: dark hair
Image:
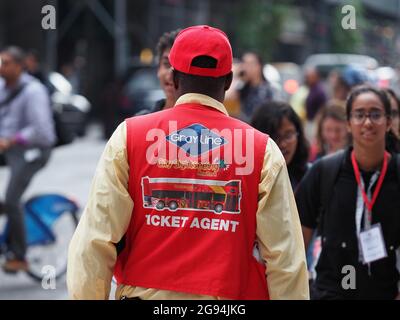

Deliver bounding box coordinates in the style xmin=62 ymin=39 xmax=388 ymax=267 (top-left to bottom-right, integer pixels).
xmin=241 ymin=51 xmax=265 ymax=80
xmin=243 ymin=51 xmax=263 ymax=65
xmin=251 ymin=101 xmax=309 ymax=184
xmin=26 ymin=49 xmax=40 ymax=61
xmin=1 ymin=46 xmax=25 ymax=65
xmin=386 ymin=128 xmax=400 ymax=153
xmin=239 ymin=51 xmax=268 ymax=108
xmin=384 ymin=88 xmax=400 ymax=153
xmin=173 ymin=55 xmax=230 ymax=96
xmin=156 ymin=29 xmax=181 ymax=65
xmin=346 ymin=85 xmax=391 ymax=120
xmin=385 ymin=88 xmax=400 ymax=113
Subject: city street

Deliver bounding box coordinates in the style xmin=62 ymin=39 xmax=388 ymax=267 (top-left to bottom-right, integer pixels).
xmin=0 ymin=124 xmax=117 ymax=299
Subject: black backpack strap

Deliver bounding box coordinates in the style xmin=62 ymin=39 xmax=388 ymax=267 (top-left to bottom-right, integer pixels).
xmin=317 ymin=149 xmax=346 ymax=236
xmin=396 ymin=153 xmax=400 ymax=185
xmin=0 ymin=83 xmax=27 ymax=109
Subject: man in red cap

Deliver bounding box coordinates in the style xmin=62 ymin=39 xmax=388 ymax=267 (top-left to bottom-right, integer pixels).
xmin=67 ymin=25 xmax=309 ymax=300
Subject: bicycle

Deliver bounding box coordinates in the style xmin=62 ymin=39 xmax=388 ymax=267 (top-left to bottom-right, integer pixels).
xmin=0 ymin=194 xmax=79 ymax=282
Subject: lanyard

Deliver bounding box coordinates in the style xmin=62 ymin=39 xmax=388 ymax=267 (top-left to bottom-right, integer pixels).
xmin=351 ymin=150 xmax=389 ymax=221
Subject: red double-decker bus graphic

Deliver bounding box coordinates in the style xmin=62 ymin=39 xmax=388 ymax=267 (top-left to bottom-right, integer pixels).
xmin=141 ymin=177 xmax=241 ymax=214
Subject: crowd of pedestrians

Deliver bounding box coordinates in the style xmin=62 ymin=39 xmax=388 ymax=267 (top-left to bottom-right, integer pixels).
xmin=1 ymin=23 xmax=399 ymax=300
xmin=65 ymin=24 xmax=400 ymax=301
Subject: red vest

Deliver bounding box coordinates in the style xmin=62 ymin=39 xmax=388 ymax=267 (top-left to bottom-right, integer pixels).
xmin=114 ymin=102 xmax=269 ymax=299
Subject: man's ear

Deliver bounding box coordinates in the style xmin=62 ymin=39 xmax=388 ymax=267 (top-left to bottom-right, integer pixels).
xmin=224 ymin=72 xmax=233 ymax=91
xmin=172 ymin=69 xmax=179 ymax=90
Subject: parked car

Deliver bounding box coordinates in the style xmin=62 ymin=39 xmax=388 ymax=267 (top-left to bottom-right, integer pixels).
xmin=119 ymin=64 xmax=165 ymax=117
xmin=303 ymin=53 xmax=379 ymax=79
xmin=263 ymin=64 xmax=284 ymax=100
xmin=47 ymin=72 xmax=91 ymax=139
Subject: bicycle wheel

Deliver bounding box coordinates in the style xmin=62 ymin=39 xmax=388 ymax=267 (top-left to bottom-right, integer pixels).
xmin=23 ymin=194 xmax=79 ymax=282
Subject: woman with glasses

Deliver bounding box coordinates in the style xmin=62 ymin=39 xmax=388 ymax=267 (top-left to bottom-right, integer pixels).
xmin=296 ymin=85 xmax=400 ymax=300
xmin=251 ymin=101 xmax=309 ymax=190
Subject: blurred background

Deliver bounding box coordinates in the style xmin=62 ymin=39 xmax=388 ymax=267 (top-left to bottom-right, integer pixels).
xmin=2 ymin=0 xmax=400 ymax=137
xmin=1 ymin=0 xmax=400 ymax=299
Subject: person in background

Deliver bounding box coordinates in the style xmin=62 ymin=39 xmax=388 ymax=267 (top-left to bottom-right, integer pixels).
xmin=251 ymin=101 xmax=309 ymax=190
xmin=290 ymin=84 xmax=309 ymax=123
xmin=331 ymin=65 xmax=368 ymax=104
xmin=309 ymin=103 xmax=349 ymax=162
xmin=306 ymin=103 xmax=350 ymax=281
xmin=60 ymin=62 xmax=80 ymax=94
xmin=223 ymin=58 xmax=242 ymax=118
xmin=297 ymin=85 xmax=400 ymax=300
xmin=238 ymin=51 xmax=273 ymax=122
xmin=304 ymin=67 xmax=327 ymax=142
xmin=384 ymin=89 xmax=400 ymax=154
xmin=386 ymin=89 xmax=400 ymax=138
xmin=0 ymin=46 xmax=56 ymax=272
xmin=67 ymin=25 xmax=309 ymax=300
xmin=137 ymin=29 xmax=181 ymax=114
xmin=24 ymin=49 xmax=46 ymax=85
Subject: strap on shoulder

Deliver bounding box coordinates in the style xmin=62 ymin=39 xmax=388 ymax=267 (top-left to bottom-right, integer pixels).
xmin=318 ymin=149 xmax=346 ymax=235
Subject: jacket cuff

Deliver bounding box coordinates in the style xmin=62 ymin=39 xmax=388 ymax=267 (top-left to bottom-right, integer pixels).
xmin=14 ymin=133 xmax=29 ymax=145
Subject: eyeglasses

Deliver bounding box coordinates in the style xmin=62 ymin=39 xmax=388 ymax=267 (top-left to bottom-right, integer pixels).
xmin=350 ymin=110 xmax=387 ymax=125
xmin=275 ymin=131 xmax=298 ymax=144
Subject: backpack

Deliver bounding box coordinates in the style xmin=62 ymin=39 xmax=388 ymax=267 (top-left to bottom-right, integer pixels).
xmin=52 ymin=109 xmax=75 ymax=147
xmin=0 ymin=81 xmax=74 ymax=152
xmin=318 ymin=149 xmax=400 ymax=235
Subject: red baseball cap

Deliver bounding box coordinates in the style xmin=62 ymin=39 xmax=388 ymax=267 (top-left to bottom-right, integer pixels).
xmin=169 ymin=25 xmax=233 ymax=78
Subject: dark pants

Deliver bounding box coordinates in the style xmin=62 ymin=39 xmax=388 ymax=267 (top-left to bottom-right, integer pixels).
xmin=3 ymin=146 xmax=51 ymax=260
xmin=310 ymin=282 xmax=347 ymax=300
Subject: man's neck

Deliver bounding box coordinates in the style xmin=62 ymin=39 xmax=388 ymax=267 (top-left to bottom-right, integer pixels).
xmin=353 ymin=143 xmax=387 ymax=172
xmin=176 ymin=91 xmax=224 ymax=103
xmin=5 ymin=75 xmax=21 ymax=89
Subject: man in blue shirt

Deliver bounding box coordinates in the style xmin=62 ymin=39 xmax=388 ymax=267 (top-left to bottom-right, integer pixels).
xmin=0 ymin=46 xmax=56 ymax=272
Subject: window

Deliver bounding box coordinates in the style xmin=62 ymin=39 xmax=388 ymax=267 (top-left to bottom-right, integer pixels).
xmin=152 ymin=190 xmax=185 ymax=199
xmin=213 ymin=194 xmax=226 ymax=202
xmin=195 ymin=192 xmax=212 ymax=201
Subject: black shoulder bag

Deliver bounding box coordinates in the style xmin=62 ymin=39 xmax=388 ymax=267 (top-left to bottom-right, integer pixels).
xmin=0 ymin=84 xmax=27 ymax=166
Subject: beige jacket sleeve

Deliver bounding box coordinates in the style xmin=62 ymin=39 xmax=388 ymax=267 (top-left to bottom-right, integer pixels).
xmin=67 ymin=122 xmax=133 ymax=300
xmin=67 ymin=120 xmax=309 ymax=300
xmin=256 ymin=139 xmax=309 ymax=300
